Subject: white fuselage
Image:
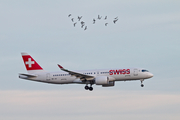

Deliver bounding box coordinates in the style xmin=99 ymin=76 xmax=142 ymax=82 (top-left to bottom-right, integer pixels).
xmin=19 ymin=52 xmax=153 ymax=90
xmin=19 ymin=68 xmax=153 ymax=85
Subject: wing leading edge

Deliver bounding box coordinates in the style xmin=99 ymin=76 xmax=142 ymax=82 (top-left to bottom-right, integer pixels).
xmin=57 ymin=64 xmax=94 ymax=80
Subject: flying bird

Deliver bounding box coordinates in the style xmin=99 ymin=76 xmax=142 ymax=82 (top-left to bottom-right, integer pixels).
xmin=98 ymin=15 xmax=102 ymax=19
xmin=81 ymin=24 xmax=84 ymax=28
xmin=73 ymin=22 xmax=77 ymax=27
xmin=104 ymin=16 xmax=107 ymax=20
xmin=81 ymin=21 xmax=85 ymax=25
xmin=68 ymin=14 xmax=71 ymax=17
xmin=113 ymin=19 xmax=118 ymax=24
xmin=93 ymin=19 xmax=96 ymax=24
xmin=114 ymin=16 xmax=118 ymax=19
xmin=84 ymin=26 xmax=87 ymax=30
xmin=78 ymin=16 xmax=82 ymax=21
xmin=71 ymin=18 xmax=74 ymax=22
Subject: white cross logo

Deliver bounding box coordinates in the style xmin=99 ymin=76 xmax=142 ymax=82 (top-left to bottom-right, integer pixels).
xmin=25 ymin=58 xmax=35 ymax=68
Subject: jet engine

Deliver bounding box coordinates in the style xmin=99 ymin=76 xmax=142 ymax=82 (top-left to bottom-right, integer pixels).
xmin=95 ymin=76 xmax=115 ymax=87
xmin=102 ymin=81 xmax=115 ymax=87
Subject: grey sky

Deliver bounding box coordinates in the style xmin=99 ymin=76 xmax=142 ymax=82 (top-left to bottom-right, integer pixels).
xmin=0 ymin=0 xmax=180 ymax=119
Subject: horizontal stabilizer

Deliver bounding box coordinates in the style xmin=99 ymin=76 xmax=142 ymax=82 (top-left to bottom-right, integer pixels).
xmin=19 ymin=73 xmax=37 ymax=77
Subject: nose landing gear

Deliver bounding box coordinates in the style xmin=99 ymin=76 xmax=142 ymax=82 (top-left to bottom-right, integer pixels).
xmin=140 ymin=79 xmax=144 ymax=87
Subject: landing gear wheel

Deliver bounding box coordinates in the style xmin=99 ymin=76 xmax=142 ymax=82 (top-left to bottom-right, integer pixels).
xmin=89 ymin=87 xmax=93 ymax=91
xmin=140 ymin=79 xmax=144 ymax=87
xmin=85 ymin=86 xmax=89 ymax=90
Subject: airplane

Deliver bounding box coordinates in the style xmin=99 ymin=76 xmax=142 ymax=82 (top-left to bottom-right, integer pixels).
xmin=19 ymin=52 xmax=153 ymax=91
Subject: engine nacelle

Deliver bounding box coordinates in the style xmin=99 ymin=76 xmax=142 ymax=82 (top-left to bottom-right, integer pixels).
xmin=95 ymin=76 xmax=109 ymax=85
xmin=102 ymin=81 xmax=115 ymax=87
xmin=95 ymin=76 xmax=115 ymax=87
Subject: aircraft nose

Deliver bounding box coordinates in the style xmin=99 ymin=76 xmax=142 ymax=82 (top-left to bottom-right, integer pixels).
xmin=147 ymin=73 xmax=153 ymax=78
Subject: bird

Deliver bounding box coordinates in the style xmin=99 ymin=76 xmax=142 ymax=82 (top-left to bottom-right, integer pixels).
xmin=113 ymin=19 xmax=118 ymax=24
xmin=114 ymin=16 xmax=118 ymax=19
xmin=73 ymin=22 xmax=77 ymax=27
xmin=104 ymin=16 xmax=107 ymax=20
xmin=68 ymin=14 xmax=71 ymax=17
xmin=93 ymin=19 xmax=96 ymax=24
xmin=81 ymin=21 xmax=85 ymax=25
xmin=105 ymin=23 xmax=108 ymax=26
xmin=71 ymin=18 xmax=74 ymax=22
xmin=81 ymin=24 xmax=84 ymax=28
xmin=84 ymin=26 xmax=87 ymax=30
xmin=98 ymin=15 xmax=102 ymax=19
xmin=78 ymin=16 xmax=82 ymax=21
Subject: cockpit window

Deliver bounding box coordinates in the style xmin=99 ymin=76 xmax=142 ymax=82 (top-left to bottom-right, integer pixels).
xmin=142 ymin=70 xmax=149 ymax=72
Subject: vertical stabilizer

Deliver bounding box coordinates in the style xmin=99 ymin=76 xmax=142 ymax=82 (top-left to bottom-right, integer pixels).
xmin=21 ymin=52 xmax=44 ymax=73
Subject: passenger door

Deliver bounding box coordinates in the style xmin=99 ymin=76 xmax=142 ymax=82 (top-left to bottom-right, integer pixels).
xmin=46 ymin=73 xmax=50 ymax=81
xmin=134 ymin=69 xmax=138 ymax=76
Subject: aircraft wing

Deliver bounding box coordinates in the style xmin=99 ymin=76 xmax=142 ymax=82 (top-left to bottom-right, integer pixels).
xmin=57 ymin=64 xmax=94 ymax=80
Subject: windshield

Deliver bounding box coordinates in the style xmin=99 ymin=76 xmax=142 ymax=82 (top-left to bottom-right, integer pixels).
xmin=142 ymin=69 xmax=149 ymax=72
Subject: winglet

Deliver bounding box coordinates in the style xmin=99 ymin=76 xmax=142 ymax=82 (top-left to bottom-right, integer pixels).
xmin=57 ymin=64 xmax=64 ymax=69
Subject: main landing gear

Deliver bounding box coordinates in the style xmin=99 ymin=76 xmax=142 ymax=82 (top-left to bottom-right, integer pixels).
xmin=84 ymin=84 xmax=93 ymax=91
xmin=140 ymin=79 xmax=144 ymax=87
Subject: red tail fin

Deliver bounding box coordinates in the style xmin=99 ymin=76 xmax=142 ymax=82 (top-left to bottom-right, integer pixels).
xmin=21 ymin=53 xmax=43 ymax=71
